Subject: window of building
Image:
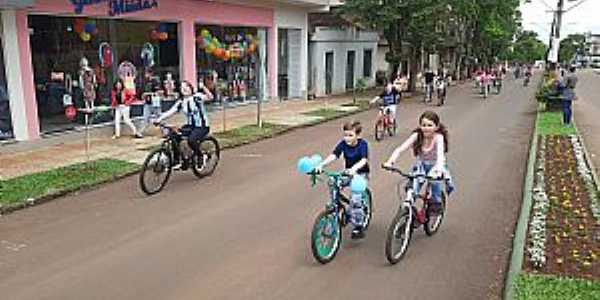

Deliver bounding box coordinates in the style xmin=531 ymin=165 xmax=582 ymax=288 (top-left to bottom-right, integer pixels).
xmin=363 ymin=49 xmax=372 ymax=78
xmin=29 ymin=15 xmax=179 ymax=133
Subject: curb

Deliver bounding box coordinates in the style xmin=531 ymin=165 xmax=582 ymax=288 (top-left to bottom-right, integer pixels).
xmin=503 ymin=106 xmax=539 ymax=300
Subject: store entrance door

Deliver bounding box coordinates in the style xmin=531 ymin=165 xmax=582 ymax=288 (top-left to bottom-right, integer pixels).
xmin=277 ymin=28 xmax=288 ymax=100
xmin=0 ymin=31 xmax=14 ymax=140
xmin=325 ymin=52 xmax=333 ymax=95
xmin=346 ymin=50 xmax=355 ymax=91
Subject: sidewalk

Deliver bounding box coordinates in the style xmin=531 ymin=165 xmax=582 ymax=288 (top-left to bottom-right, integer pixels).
xmin=0 ymin=92 xmax=376 ymax=180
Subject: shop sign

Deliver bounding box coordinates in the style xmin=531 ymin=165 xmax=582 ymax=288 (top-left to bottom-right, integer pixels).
xmin=71 ymin=0 xmax=159 ymax=16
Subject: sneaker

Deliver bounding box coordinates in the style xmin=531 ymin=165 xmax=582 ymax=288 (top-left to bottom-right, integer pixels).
xmin=134 ymin=133 xmax=144 ymax=139
xmin=112 ymin=135 xmax=120 ymax=139
xmin=351 ymin=227 xmax=365 ymax=240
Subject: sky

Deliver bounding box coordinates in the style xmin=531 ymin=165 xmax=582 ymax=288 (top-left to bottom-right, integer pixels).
xmin=519 ymin=0 xmax=600 ymax=43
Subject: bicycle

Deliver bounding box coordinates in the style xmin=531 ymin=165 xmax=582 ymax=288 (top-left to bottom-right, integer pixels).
xmin=305 ymin=169 xmax=373 ymax=264
xmin=139 ymin=123 xmax=220 ymax=195
xmin=381 ymin=165 xmax=447 ymax=265
xmin=374 ymin=106 xmax=397 ymax=141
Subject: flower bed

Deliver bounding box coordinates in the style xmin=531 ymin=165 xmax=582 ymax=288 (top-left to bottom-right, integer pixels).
xmin=525 ymin=135 xmax=600 ymax=280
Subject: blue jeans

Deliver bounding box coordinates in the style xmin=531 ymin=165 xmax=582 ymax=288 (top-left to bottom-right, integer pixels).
xmin=562 ymin=100 xmax=572 ymax=125
xmin=413 ymin=163 xmax=442 ymax=204
xmin=343 ymin=173 xmax=369 ymax=229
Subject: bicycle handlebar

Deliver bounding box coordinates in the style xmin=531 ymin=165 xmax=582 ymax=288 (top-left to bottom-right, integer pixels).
xmin=381 ymin=164 xmax=444 ymax=181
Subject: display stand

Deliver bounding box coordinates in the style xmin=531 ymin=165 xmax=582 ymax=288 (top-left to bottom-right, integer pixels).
xmin=77 ymin=106 xmax=111 ymax=168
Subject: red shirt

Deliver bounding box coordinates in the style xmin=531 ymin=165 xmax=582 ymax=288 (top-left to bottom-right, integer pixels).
xmin=111 ymin=89 xmax=136 ymax=107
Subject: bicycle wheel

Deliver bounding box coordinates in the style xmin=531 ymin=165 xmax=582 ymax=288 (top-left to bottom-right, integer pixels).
xmin=385 ymin=206 xmax=412 ymax=264
xmin=374 ymin=120 xmax=385 ymax=141
xmin=191 ymin=136 xmax=220 ymax=178
xmin=424 ymin=193 xmax=447 ymax=236
xmin=139 ymin=148 xmax=172 ymax=195
xmin=387 ymin=118 xmax=397 ymax=137
xmin=311 ymin=210 xmax=342 ymax=264
xmin=362 ymin=188 xmax=373 ymax=230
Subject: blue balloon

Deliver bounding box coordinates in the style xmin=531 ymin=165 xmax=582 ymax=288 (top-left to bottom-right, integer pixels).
xmin=297 ymin=156 xmax=314 ymax=174
xmin=158 ymin=24 xmax=168 ymax=33
xmin=84 ymin=23 xmax=95 ymax=34
xmin=310 ymin=154 xmax=322 ymax=167
xmin=350 ymin=175 xmax=367 ymax=193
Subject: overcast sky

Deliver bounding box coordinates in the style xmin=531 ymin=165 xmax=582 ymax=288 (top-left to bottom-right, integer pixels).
xmin=519 ymin=0 xmax=600 ymax=43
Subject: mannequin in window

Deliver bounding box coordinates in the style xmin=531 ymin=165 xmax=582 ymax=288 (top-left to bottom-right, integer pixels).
xmin=79 ymin=57 xmax=97 ymax=110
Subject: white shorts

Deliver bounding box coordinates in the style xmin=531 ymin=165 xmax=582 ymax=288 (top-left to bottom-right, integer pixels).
xmin=382 ymin=105 xmax=397 ymax=118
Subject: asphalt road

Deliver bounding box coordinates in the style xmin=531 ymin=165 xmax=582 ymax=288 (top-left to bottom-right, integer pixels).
xmin=0 ymin=74 xmax=538 ymax=300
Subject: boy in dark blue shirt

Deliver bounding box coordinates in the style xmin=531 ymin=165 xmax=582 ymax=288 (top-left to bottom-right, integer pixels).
xmin=316 ymin=121 xmax=370 ymax=239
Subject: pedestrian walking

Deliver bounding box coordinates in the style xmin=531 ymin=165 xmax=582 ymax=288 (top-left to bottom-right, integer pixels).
xmin=111 ymin=79 xmax=142 ymax=139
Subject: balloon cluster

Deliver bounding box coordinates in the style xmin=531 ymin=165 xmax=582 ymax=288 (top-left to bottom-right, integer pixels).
xmin=74 ymin=19 xmax=98 ymax=42
xmin=196 ymin=29 xmax=258 ymax=61
xmin=150 ymin=23 xmax=169 ymax=41
xmin=297 ymin=155 xmax=323 ymax=174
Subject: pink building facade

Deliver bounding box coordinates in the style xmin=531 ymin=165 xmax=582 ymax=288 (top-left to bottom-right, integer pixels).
xmin=0 ymin=0 xmax=327 ymax=141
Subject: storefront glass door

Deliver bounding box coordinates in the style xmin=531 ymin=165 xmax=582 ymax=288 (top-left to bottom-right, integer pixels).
xmin=0 ymin=32 xmax=13 ymax=140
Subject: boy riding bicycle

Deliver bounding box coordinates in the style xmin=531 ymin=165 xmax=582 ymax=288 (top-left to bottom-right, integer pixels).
xmin=315 ymin=121 xmax=370 ymax=239
xmin=370 ymin=81 xmax=400 ymax=121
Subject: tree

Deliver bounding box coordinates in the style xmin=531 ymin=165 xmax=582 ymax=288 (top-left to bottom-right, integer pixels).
xmin=510 ymin=30 xmax=547 ymax=63
xmin=559 ymin=33 xmax=585 ymax=64
xmin=340 ymin=0 xmax=522 ymax=90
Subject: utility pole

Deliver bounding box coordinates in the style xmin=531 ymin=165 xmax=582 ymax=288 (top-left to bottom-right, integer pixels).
xmin=548 ymin=0 xmax=565 ymax=69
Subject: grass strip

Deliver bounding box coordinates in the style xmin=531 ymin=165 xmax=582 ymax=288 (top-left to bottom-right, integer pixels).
xmin=0 ymin=159 xmax=140 ymax=209
xmin=537 ymin=110 xmax=576 ymax=136
xmin=213 ymin=122 xmax=289 ymax=148
xmin=515 ymin=273 xmax=600 ymax=300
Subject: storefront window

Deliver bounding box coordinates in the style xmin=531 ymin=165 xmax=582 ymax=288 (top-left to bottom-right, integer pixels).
xmin=195 ymin=25 xmax=264 ymax=105
xmin=0 ymin=35 xmax=13 ymax=140
xmin=29 ymin=15 xmax=179 ymax=133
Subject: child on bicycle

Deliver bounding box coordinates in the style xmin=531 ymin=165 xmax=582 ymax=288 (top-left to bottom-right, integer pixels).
xmin=154 ymin=80 xmax=213 ymax=170
xmin=315 ymin=121 xmax=370 ymax=239
xmin=383 ymin=111 xmax=454 ymax=215
xmin=370 ymin=80 xmax=400 ymax=121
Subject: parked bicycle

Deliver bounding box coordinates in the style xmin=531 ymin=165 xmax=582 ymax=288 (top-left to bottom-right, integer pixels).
xmin=139 ymin=123 xmax=220 ymax=195
xmin=381 ymin=165 xmax=447 ymax=264
xmin=375 ymin=106 xmax=397 ymax=141
xmin=305 ymin=169 xmax=373 ymax=264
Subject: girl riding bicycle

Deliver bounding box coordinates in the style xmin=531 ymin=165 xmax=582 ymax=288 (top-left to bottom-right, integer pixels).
xmin=315 ymin=121 xmax=370 ymax=239
xmin=154 ymin=80 xmax=213 ymax=170
xmin=383 ymin=111 xmax=454 ymax=215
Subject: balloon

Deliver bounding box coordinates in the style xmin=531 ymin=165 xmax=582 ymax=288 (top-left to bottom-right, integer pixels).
xmin=159 ymin=32 xmax=168 ymax=41
xmin=80 ymin=32 xmax=91 ymax=42
xmin=245 ymin=34 xmax=253 ymax=42
xmin=297 ymin=156 xmax=314 ymax=174
xmin=84 ymin=23 xmax=94 ymax=34
xmin=158 ymin=23 xmax=168 ymax=33
xmin=248 ymin=43 xmax=257 ymax=54
xmin=350 ymin=175 xmax=368 ymax=193
xmin=213 ymin=48 xmax=225 ymax=59
xmin=223 ymin=50 xmax=231 ymax=61
xmin=201 ymin=29 xmax=211 ymax=38
xmin=92 ymin=27 xmax=99 ymax=35
xmin=197 ymin=36 xmax=206 ymax=48
xmin=74 ymin=20 xmax=84 ymax=34
xmin=204 ymin=37 xmax=212 ymax=47
xmin=205 ymin=44 xmax=216 ymax=54
xmin=310 ymin=154 xmax=323 ymax=167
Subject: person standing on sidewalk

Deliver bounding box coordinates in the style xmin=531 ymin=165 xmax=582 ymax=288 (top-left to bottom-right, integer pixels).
xmin=557 ymin=67 xmax=578 ymax=126
xmin=111 ymin=79 xmax=142 ymax=139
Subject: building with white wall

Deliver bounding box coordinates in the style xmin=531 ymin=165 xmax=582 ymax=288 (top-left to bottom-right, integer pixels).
xmin=308 ymin=12 xmax=379 ymax=97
